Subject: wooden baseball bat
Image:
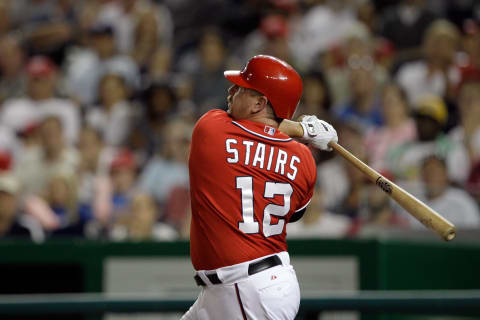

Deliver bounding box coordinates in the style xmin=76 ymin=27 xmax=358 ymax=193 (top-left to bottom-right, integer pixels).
xmin=279 ymin=119 xmax=456 ymax=241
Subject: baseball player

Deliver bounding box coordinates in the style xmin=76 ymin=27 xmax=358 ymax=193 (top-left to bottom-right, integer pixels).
xmin=182 ymin=55 xmax=338 ymax=320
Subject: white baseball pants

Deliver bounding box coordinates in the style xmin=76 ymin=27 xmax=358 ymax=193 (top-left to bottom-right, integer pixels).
xmin=181 ymin=252 xmax=300 ymax=320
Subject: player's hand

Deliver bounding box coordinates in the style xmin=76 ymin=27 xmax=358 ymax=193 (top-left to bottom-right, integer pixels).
xmin=299 ymin=115 xmax=338 ymax=151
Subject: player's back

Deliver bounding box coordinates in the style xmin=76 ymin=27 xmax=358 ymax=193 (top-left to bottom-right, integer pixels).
xmin=189 ymin=109 xmax=316 ymax=270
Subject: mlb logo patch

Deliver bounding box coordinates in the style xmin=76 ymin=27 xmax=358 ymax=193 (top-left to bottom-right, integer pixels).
xmin=264 ymin=126 xmax=276 ymax=136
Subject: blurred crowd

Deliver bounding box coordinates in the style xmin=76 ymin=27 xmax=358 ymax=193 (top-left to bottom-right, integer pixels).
xmin=1 ymin=0 xmax=480 ymax=242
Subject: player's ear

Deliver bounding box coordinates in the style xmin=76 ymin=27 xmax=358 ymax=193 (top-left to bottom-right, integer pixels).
xmin=252 ymin=95 xmax=269 ymax=114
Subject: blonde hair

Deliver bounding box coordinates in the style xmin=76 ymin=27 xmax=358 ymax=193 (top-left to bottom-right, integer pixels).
xmin=45 ymin=169 xmax=79 ymax=225
xmin=424 ymin=20 xmax=460 ymax=43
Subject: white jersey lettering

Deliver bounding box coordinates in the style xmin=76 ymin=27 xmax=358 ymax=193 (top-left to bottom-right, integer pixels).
xmin=252 ymin=143 xmax=266 ymax=169
xmin=225 ymin=138 xmax=301 ymax=181
xmin=226 ymin=138 xmax=239 ymax=163
xmin=243 ymin=141 xmax=254 ymax=165
xmin=275 ymin=149 xmax=288 ymax=175
xmin=287 ymin=156 xmax=300 ymax=180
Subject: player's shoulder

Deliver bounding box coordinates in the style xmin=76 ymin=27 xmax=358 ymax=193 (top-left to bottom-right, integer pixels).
xmin=195 ymin=109 xmax=229 ymax=129
xmin=193 ymin=109 xmax=229 ymax=136
xmin=197 ymin=109 xmax=229 ymax=124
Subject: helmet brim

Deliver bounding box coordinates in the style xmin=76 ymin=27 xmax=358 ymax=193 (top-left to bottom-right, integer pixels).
xmin=224 ymin=70 xmax=255 ymax=90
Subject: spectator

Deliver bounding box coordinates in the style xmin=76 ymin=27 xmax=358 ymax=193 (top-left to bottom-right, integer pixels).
xmin=287 ymin=187 xmax=350 ymax=238
xmin=133 ymin=80 xmax=178 ymax=160
xmin=388 ymin=95 xmax=460 ymax=182
xmin=45 ymin=169 xmax=83 ymax=236
xmin=295 ymin=70 xmax=333 ymax=121
xmin=17 ymin=0 xmax=74 ymax=61
xmin=289 ymin=0 xmax=362 ymax=71
xmin=466 ymin=161 xmax=480 ymax=205
xmin=122 ymin=194 xmax=159 ymax=241
xmin=178 ymin=27 xmax=232 ymax=114
xmin=380 ymin=0 xmax=437 ymax=52
xmin=323 ymin=24 xmax=389 ymax=106
xmin=364 ymin=83 xmax=416 ymax=173
xmin=108 ymin=149 xmax=139 ymax=226
xmin=0 ymin=35 xmax=26 ymax=105
xmin=333 ymin=150 xmax=369 ymax=219
xmin=138 ymin=118 xmax=192 ymax=212
xmin=356 ymin=0 xmax=378 ymax=35
xmin=15 ymin=115 xmax=79 ymax=196
xmin=95 ymin=0 xmax=174 ymax=67
xmin=448 ymin=81 xmax=480 ymax=185
xmin=162 ymin=185 xmax=191 ymax=239
xmin=317 ymin=122 xmax=367 ymax=213
xmin=0 ymin=126 xmax=19 ymax=165
xmin=396 ymin=19 xmax=461 ymax=105
xmin=86 ymin=73 xmax=134 ymax=147
xmin=0 ymin=56 xmax=80 ymax=145
xmin=456 ymin=20 xmax=480 ymax=87
xmin=334 ymin=57 xmax=383 ymax=134
xmin=0 ymin=173 xmax=43 ymax=240
xmin=75 ymin=1 xmax=103 ymax=47
xmin=77 ymin=126 xmax=114 ymax=226
xmin=64 ymin=23 xmax=139 ymax=106
xmin=356 ymin=182 xmax=409 ymax=238
xmin=116 ymin=193 xmax=178 ymax=241
xmin=242 ymin=13 xmax=292 ymax=65
xmin=11 ymin=121 xmax=41 ymax=175
xmin=402 ymin=155 xmax=480 ymax=229
xmin=106 ymin=149 xmax=177 ymax=240
xmin=144 ymin=45 xmax=174 ymax=85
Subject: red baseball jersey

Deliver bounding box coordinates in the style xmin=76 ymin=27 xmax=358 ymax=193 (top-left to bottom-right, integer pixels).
xmin=189 ymin=110 xmax=317 ymax=270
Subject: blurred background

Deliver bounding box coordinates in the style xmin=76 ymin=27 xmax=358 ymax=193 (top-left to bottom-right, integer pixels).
xmin=1 ymin=0 xmax=480 ymax=319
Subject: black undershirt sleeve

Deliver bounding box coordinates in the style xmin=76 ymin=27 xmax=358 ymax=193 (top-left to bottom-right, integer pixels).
xmin=289 ymin=207 xmax=307 ymax=223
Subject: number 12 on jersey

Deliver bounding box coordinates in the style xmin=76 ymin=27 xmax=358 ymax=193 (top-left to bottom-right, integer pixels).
xmin=236 ymin=176 xmax=293 ymax=237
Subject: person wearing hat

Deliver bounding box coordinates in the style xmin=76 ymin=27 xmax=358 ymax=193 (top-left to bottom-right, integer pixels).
xmin=15 ymin=115 xmax=80 ymax=197
xmin=0 ymin=55 xmax=80 ymax=145
xmin=413 ymin=95 xmax=448 ymax=141
xmin=387 ymin=94 xmax=460 ymax=182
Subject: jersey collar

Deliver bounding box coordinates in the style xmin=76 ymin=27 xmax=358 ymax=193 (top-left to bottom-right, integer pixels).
xmin=232 ymin=119 xmax=292 ymax=142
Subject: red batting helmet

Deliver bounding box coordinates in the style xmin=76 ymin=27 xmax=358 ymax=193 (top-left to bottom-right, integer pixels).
xmin=224 ymin=55 xmax=303 ymax=120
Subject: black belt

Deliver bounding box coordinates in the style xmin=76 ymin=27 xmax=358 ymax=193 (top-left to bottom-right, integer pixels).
xmin=194 ymin=255 xmax=282 ymax=286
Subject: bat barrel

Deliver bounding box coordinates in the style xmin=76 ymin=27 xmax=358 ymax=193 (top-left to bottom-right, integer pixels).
xmin=329 ymin=142 xmax=456 ymax=242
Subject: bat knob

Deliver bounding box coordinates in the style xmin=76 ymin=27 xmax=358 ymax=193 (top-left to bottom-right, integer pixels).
xmin=444 ymin=228 xmax=456 ymax=241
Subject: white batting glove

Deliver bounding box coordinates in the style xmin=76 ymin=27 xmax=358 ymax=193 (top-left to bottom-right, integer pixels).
xmin=300 ymin=115 xmax=338 ymax=151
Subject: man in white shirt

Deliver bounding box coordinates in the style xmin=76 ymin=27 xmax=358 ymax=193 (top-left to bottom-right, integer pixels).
xmin=403 ymin=155 xmax=480 ymax=229
xmin=396 ymin=20 xmax=460 ymax=105
xmin=0 ymin=56 xmax=80 ymax=146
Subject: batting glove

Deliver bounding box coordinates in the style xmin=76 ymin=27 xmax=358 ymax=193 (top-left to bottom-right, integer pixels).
xmin=300 ymin=115 xmax=338 ymax=151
